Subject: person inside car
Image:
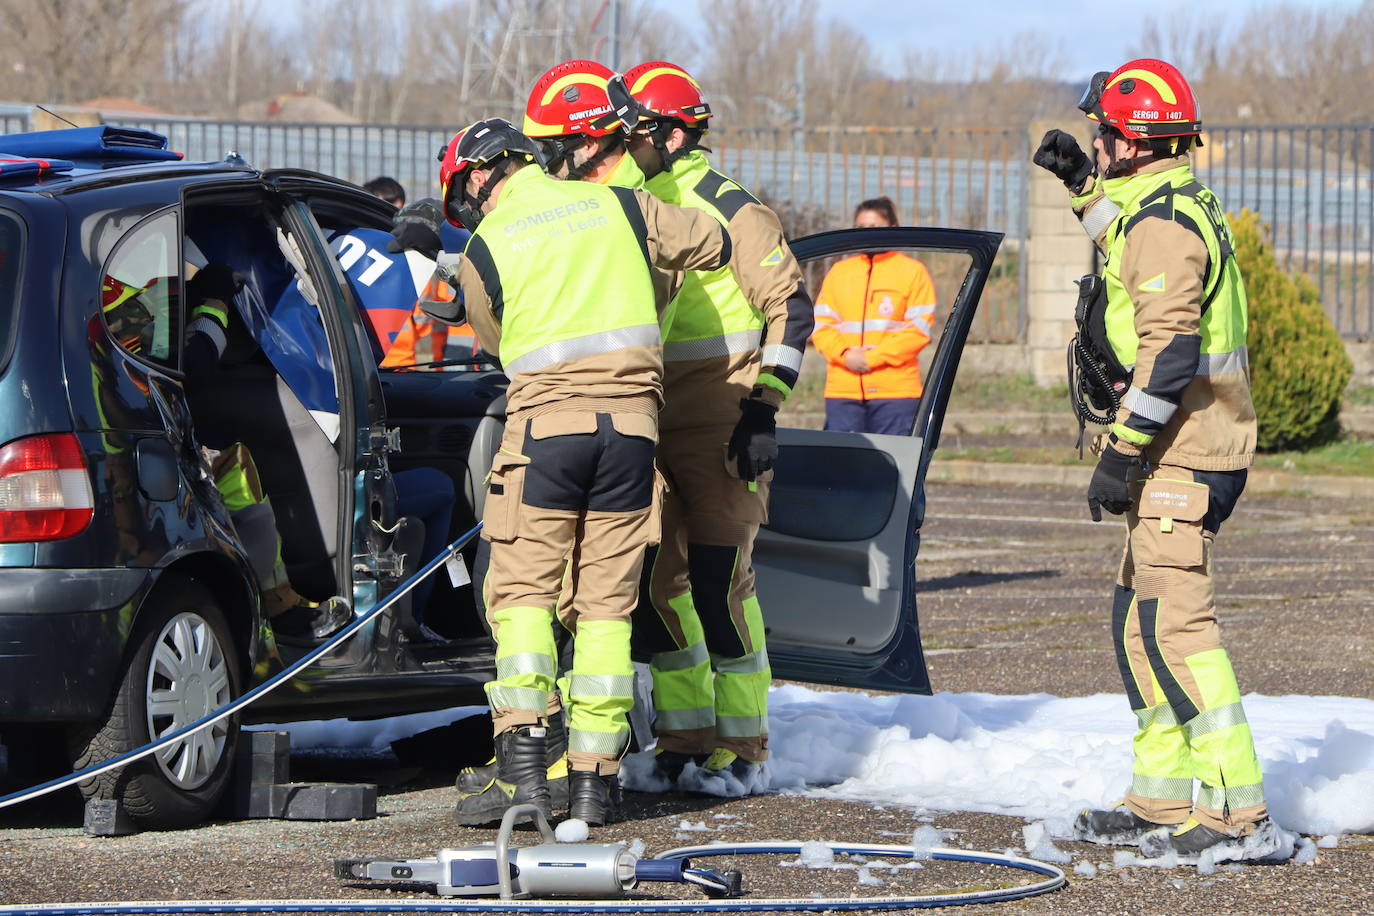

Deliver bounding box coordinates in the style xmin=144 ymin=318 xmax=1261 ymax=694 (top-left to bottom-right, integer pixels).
xmin=182 ymin=262 xmax=352 ymax=643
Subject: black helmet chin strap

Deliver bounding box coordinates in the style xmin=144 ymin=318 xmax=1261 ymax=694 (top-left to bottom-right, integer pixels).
xmin=1103 ymin=132 xmax=1196 ymax=178
xmin=566 ymin=135 xmax=623 ymax=181
xmin=454 ymin=154 xmax=522 ymax=228
xmin=642 ymin=119 xmax=708 ymax=176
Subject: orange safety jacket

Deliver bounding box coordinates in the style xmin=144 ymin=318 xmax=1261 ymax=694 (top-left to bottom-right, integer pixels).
xmin=810 ymin=251 xmax=935 ymax=400
xmin=380 ymin=277 xmax=479 ymax=368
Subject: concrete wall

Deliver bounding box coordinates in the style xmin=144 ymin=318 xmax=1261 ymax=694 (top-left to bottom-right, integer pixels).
xmin=1025 ymin=121 xmax=1097 ymax=387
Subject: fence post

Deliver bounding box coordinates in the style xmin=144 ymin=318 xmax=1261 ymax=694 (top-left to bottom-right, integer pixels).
xmin=1025 ymin=120 xmax=1096 ymax=387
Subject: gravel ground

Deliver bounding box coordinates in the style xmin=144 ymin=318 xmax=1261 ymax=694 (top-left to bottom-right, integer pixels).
xmin=2 ymin=480 xmax=1372 ymax=913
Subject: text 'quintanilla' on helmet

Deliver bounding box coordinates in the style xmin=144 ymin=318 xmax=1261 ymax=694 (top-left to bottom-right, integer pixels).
xmin=437 ymin=119 xmax=544 ymax=230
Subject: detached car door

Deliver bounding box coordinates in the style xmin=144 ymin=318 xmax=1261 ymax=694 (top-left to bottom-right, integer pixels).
xmin=757 ymin=227 xmax=1003 ymax=694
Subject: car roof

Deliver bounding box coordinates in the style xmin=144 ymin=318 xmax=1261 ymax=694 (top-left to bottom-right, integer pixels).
xmin=0 ymin=125 xmax=267 ymax=195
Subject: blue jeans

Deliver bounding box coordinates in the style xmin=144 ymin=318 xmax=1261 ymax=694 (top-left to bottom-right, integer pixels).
xmin=394 ymin=467 xmax=455 ymax=625
xmin=823 ymin=397 xmax=919 ymax=435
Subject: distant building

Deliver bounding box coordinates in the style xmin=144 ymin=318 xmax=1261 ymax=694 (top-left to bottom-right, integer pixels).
xmin=235 ymin=93 xmax=359 ymax=124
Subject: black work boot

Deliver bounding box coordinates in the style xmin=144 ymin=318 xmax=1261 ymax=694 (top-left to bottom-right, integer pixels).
xmin=650 ymin=749 xmax=706 ymax=785
xmin=456 ymin=715 xmax=569 ymax=810
xmin=568 ymin=770 xmax=622 ymax=826
xmin=453 ymin=726 xmax=550 ymax=826
xmin=1072 ymin=805 xmax=1176 ymax=846
xmin=1139 ymin=817 xmax=1287 ymax=863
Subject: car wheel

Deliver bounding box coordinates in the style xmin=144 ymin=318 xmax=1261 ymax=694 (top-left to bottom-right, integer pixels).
xmin=68 ymin=578 xmax=241 ymax=829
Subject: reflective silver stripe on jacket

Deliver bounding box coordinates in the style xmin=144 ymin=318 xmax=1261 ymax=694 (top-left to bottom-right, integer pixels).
xmin=1197 ymin=346 xmax=1249 ymax=376
xmin=663 ymin=329 xmax=760 ymax=362
xmin=504 ymin=323 xmax=660 ymax=376
xmin=761 ymin=343 xmax=804 ymax=372
xmin=904 ymin=304 xmax=935 ymax=335
xmin=828 ymin=318 xmax=926 ymax=335
xmin=1122 ymin=386 xmax=1178 ymax=425
xmin=1079 ymin=196 xmax=1122 ymax=242
xmin=814 ymin=304 xmax=842 ymax=320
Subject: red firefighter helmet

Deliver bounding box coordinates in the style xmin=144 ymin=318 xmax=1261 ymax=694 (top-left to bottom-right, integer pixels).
xmin=619 ymin=61 xmax=712 ymax=126
xmin=524 ymin=60 xmax=627 ymax=138
xmin=1079 ymin=58 xmax=1201 ymax=140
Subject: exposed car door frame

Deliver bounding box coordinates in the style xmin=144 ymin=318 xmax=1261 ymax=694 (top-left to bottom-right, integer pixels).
xmin=759 ymin=226 xmax=1003 ymax=693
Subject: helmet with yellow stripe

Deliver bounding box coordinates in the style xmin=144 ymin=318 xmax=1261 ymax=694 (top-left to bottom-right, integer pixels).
xmin=618 ymin=61 xmax=712 ymax=127
xmin=1079 ymin=58 xmax=1201 ymax=141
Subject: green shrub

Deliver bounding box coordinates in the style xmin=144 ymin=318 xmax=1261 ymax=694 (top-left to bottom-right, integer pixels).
xmin=1230 ymin=209 xmax=1352 ymax=451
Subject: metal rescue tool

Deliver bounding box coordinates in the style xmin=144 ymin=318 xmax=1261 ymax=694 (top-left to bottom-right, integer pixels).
xmin=334 ymin=805 xmax=742 ymax=900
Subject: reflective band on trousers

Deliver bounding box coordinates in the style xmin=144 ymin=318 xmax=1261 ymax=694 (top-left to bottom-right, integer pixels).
xmin=1184 ymin=700 xmax=1249 ymax=739
xmin=1132 ymin=773 xmax=1194 ymax=800
xmin=1197 ymin=346 xmax=1249 ymax=376
xmin=712 ymin=649 xmax=770 ymax=675
xmin=1123 ymin=386 xmax=1178 ymax=425
xmin=569 ymin=727 xmax=630 ymax=755
xmin=655 ymin=705 xmax=716 ymax=731
xmin=568 ymin=673 xmax=636 ymax=697
xmin=1135 ymin=704 xmax=1181 ymax=729
xmin=662 ymin=329 xmax=760 ymax=362
xmin=496 ymin=651 xmax=557 ymax=681
xmin=504 ymin=323 xmax=660 ymax=376
xmin=1196 ymin=782 xmax=1265 ymax=811
xmin=653 ymin=641 xmax=710 ymax=671
xmin=760 ymin=343 xmax=804 ymax=373
xmin=486 ymin=684 xmax=548 ymax=713
xmin=716 ymin=713 xmax=768 ymax=738
xmin=189 ymin=317 xmax=227 ymax=358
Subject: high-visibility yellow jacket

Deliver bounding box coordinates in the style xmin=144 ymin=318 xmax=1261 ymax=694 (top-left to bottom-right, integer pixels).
xmin=811 ymin=251 xmax=935 ymax=400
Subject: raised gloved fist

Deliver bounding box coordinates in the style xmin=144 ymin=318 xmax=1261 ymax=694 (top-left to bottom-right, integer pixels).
xmin=727 ymin=397 xmax=779 ymax=482
xmin=387 ymin=197 xmax=445 ymax=259
xmin=186 ymin=262 xmax=243 ymax=317
xmin=1086 ymin=443 xmax=1140 ymax=522
xmin=1034 ymin=129 xmax=1094 ymax=193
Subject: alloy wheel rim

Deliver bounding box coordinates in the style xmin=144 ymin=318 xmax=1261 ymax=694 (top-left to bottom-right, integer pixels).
xmin=144 ymin=612 xmax=233 ymax=790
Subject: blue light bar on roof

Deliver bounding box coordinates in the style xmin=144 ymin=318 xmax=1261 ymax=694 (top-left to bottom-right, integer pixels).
xmin=0 ymin=154 xmax=75 ymax=178
xmin=0 ymin=126 xmax=182 ymax=164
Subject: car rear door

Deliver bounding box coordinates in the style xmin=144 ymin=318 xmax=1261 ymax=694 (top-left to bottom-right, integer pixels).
xmin=757 ymin=227 xmax=1003 ymax=694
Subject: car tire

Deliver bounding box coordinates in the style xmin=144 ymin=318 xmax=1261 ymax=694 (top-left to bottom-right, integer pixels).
xmin=68 ymin=577 xmax=241 ymax=829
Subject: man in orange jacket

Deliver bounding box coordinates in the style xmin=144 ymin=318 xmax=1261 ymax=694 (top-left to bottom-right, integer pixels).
xmin=811 ymin=197 xmax=935 ymax=435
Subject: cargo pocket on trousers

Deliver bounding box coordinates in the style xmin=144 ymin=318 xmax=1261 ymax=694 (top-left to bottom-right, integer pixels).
xmin=647 ymin=469 xmax=667 ymax=546
xmin=482 ymin=450 xmax=530 ymax=542
xmin=1133 ymin=477 xmax=1209 ymax=568
xmin=720 ymin=443 xmax=771 ymax=525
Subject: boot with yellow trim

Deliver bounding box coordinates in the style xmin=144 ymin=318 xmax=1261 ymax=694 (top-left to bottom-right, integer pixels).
xmin=452 ymin=725 xmax=550 ymax=826
xmin=455 ymin=714 xmax=569 ymax=812
xmin=1072 ymin=804 xmax=1179 ymax=846
xmin=1138 ymin=816 xmax=1289 ymax=863
xmin=692 ymin=747 xmax=766 ymax=793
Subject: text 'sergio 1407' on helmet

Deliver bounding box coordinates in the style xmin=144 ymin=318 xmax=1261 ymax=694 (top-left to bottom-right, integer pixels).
xmin=1078 ymin=58 xmax=1201 ymax=141
xmin=437 ymin=119 xmax=543 ymax=229
xmin=619 ymin=61 xmax=712 ymax=126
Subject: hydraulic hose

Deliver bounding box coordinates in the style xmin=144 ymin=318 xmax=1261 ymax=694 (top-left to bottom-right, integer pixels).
xmin=0 ymin=840 xmax=1065 ymax=914
xmin=0 ymin=522 xmax=484 ymax=812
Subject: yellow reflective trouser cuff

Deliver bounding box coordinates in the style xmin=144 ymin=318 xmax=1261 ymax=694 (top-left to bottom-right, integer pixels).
xmin=1184 ymin=648 xmax=1265 ymax=806
xmin=567 ymin=618 xmax=633 ymax=758
xmin=215 ymin=461 xmax=264 ymax=513
xmin=485 ymin=605 xmax=556 ymax=716
xmin=1131 ymin=706 xmax=1193 ymax=800
xmin=711 ymin=594 xmax=771 ymax=740
xmin=650 ymin=592 xmax=716 ymax=733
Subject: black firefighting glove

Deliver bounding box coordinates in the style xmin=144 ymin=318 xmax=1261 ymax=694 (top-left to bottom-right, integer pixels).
xmin=1086 ymin=442 xmax=1140 ymax=521
xmin=1033 ymin=129 xmax=1095 ymax=193
xmin=186 ymin=262 xmax=243 ymax=314
xmin=387 ymin=197 xmax=444 ymax=260
xmin=728 ymin=396 xmax=779 ymax=482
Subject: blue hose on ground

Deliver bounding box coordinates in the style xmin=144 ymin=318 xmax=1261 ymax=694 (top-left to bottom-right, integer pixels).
xmin=0 ymin=522 xmax=484 ymax=812
xmin=0 ymin=841 xmax=1066 ymax=914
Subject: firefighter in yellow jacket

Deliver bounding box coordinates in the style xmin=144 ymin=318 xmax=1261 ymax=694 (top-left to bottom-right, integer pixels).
xmin=614 ymin=61 xmax=814 ymax=786
xmin=436 ymin=119 xmax=729 ymax=826
xmin=1035 ymin=58 xmax=1281 ymax=862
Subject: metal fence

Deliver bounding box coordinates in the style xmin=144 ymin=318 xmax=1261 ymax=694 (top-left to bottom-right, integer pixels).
xmin=3 ymin=108 xmax=1372 ymax=339
xmin=1196 ymin=126 xmax=1374 ymax=339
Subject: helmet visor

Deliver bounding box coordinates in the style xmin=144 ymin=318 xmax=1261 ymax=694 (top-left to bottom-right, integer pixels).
xmin=1078 ymin=71 xmax=1111 ymax=120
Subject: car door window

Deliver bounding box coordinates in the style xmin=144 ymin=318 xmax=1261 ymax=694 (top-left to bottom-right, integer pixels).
xmin=100 ymin=210 xmax=180 ymax=369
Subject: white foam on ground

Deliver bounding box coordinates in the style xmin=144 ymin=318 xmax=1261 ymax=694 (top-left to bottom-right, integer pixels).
xmin=268 ymin=687 xmax=1374 ymax=837
xmin=554 ymin=819 xmax=589 ymax=843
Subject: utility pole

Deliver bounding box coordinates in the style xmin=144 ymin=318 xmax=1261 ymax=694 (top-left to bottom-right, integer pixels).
xmin=791 ymin=50 xmax=805 ymax=207
xmin=607 ymin=0 xmax=623 ymax=71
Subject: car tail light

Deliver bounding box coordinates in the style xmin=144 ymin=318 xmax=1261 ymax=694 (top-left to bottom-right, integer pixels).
xmin=0 ymin=434 xmax=95 ymax=542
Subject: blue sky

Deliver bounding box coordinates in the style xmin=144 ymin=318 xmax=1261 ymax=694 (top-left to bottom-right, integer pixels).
xmin=671 ymin=0 xmax=1364 ymax=82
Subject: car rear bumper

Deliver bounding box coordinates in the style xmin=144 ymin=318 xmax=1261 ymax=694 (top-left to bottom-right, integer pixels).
xmin=0 ymin=568 xmax=147 ymax=721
